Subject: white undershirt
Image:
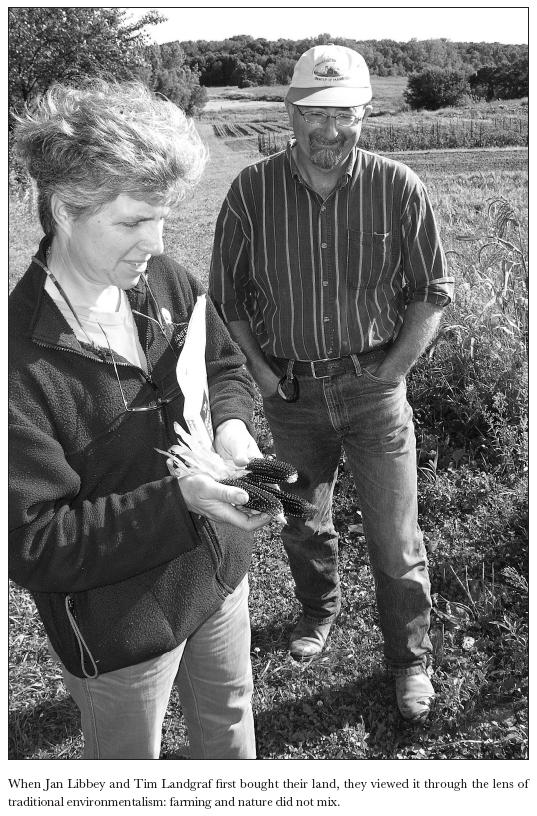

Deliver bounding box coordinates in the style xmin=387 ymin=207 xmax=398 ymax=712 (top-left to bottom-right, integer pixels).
xmin=45 ymin=276 xmax=147 ymax=372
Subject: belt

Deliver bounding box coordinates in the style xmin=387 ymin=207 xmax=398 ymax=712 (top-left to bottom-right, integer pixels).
xmin=270 ymin=344 xmax=390 ymax=379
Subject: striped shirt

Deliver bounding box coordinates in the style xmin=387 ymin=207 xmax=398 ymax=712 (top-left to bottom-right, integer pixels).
xmin=209 ymin=142 xmax=454 ymax=361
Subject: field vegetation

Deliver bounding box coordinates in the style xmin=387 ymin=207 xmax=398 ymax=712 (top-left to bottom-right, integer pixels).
xmin=204 ymin=82 xmax=528 ymax=156
xmin=8 ymin=81 xmax=528 ymax=760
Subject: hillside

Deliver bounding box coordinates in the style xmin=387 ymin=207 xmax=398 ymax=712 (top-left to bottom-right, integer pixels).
xmin=177 ymin=34 xmax=527 ymax=85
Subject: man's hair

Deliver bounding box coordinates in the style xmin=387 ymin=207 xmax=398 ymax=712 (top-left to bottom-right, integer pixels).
xmin=13 ymin=78 xmax=209 ymax=234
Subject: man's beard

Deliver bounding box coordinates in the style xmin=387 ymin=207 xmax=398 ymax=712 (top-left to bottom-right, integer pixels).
xmin=308 ymin=134 xmax=346 ymax=170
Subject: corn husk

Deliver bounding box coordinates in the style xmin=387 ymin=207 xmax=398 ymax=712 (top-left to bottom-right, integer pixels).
xmin=156 ymin=423 xmax=250 ymax=480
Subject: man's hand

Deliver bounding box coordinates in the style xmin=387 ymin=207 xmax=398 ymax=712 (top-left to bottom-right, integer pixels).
xmin=226 ymin=320 xmax=280 ymax=397
xmin=373 ymin=302 xmax=443 ymax=382
xmin=178 ymin=472 xmax=272 ymax=531
xmin=257 ymin=371 xmax=281 ymax=398
xmin=369 ymin=360 xmax=406 ymax=384
xmin=213 ymin=418 xmax=262 ymax=467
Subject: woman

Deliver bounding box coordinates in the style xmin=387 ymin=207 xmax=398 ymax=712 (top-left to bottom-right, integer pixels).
xmin=9 ymin=79 xmax=272 ymax=759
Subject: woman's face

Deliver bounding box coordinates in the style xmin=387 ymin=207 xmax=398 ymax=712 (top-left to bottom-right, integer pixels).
xmin=62 ymin=195 xmax=170 ymax=290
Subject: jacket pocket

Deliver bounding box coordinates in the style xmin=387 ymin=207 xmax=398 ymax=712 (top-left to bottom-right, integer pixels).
xmin=55 ymin=541 xmax=224 ymax=678
xmin=346 ymin=230 xmax=392 ymax=289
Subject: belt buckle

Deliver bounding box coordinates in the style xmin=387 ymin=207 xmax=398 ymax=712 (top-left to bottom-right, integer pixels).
xmin=311 ymin=358 xmax=340 ymax=379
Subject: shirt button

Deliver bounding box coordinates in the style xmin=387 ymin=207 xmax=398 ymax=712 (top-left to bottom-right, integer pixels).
xmin=322 ymin=281 xmax=328 ymax=286
xmin=324 ymin=317 xmax=329 ymax=322
xmin=321 ymin=242 xmax=327 ymax=249
xmin=321 ymin=206 xmax=326 ymax=212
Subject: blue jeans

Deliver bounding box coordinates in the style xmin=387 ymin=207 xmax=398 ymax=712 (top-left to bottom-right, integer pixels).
xmin=263 ymin=355 xmax=432 ymax=675
xmin=53 ymin=577 xmax=256 ymax=758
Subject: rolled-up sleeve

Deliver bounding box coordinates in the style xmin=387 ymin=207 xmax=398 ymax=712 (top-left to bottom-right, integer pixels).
xmin=401 ymin=185 xmax=454 ymax=307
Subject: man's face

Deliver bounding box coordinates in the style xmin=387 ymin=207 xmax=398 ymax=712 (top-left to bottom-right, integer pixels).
xmin=288 ymin=103 xmax=367 ymax=173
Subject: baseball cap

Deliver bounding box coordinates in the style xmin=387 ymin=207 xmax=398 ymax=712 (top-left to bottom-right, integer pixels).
xmin=285 ymin=44 xmax=372 ymax=107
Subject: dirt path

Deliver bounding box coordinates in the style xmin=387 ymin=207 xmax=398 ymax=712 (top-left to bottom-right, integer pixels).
xmin=8 ymin=123 xmax=260 ymax=290
xmin=167 ymin=122 xmax=260 ymax=285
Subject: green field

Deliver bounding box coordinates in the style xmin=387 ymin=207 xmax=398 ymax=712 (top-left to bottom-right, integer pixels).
xmin=9 ymin=104 xmax=528 ymax=759
xmin=206 ymin=75 xmax=408 ymax=107
xmin=202 ymin=82 xmax=528 ymax=158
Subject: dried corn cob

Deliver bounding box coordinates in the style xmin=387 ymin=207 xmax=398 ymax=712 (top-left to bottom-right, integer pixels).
xmin=245 ymin=456 xmax=298 ymax=484
xmin=255 ymin=483 xmax=317 ymax=519
xmin=219 ymin=477 xmax=285 ymax=519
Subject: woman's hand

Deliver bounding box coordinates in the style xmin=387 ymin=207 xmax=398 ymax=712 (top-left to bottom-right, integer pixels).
xmin=177 ymin=472 xmax=272 ymax=531
xmin=213 ymin=418 xmax=262 ymax=467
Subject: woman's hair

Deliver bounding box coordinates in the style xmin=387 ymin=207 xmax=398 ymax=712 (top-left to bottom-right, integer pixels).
xmin=13 ymin=78 xmax=209 ymax=234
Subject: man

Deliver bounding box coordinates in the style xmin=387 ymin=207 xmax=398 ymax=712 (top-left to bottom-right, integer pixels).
xmin=209 ymin=44 xmax=454 ymax=723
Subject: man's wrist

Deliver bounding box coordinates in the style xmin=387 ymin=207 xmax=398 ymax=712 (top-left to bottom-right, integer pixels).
xmin=374 ymin=359 xmax=407 ymax=382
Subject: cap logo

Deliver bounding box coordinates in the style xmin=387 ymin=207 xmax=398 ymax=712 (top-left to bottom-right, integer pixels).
xmin=313 ymin=56 xmax=349 ymax=82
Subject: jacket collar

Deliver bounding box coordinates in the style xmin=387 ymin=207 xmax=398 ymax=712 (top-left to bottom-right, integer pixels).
xmin=24 ymin=235 xmax=149 ymax=357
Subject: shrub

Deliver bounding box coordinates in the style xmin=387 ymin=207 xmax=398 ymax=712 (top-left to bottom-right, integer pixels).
xmin=404 ymin=67 xmax=470 ymax=110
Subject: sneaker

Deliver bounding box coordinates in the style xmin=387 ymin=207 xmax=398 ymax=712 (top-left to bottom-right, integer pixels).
xmin=289 ymin=616 xmax=332 ymax=661
xmin=395 ymin=671 xmax=436 ymax=723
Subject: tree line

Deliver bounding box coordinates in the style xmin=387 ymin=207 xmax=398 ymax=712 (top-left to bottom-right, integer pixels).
xmin=8 ymin=8 xmax=528 ymax=119
xmin=179 ymin=32 xmax=527 ymax=89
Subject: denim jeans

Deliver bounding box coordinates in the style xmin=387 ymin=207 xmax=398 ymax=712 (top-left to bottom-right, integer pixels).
xmin=53 ymin=577 xmax=256 ymax=758
xmin=263 ymin=355 xmax=432 ymax=675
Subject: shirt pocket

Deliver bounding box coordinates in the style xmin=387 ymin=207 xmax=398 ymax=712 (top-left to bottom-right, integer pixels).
xmin=346 ymin=230 xmax=392 ymax=289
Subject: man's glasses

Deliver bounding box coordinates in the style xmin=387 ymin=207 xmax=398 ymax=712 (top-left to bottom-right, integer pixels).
xmin=296 ymin=108 xmax=364 ymax=127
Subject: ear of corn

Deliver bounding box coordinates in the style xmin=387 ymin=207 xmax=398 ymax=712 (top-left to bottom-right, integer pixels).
xmin=246 ymin=457 xmax=298 ymax=484
xmin=157 ymin=430 xmax=302 ymax=524
xmin=219 ymin=477 xmax=286 ymax=519
xmin=255 ymin=483 xmax=317 ymax=519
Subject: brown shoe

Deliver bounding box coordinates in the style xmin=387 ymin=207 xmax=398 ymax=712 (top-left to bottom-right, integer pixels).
xmin=395 ymin=671 xmax=436 ymax=723
xmin=289 ymin=617 xmax=332 ymax=661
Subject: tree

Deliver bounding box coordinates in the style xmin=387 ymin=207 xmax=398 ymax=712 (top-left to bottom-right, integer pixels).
xmin=469 ymin=65 xmax=500 ymax=101
xmin=469 ymin=58 xmax=528 ymax=101
xmin=8 ymin=7 xmax=163 ymax=111
xmin=404 ymin=67 xmax=469 ymax=110
xmin=273 ymin=57 xmax=297 ymax=85
xmin=141 ymin=42 xmax=207 ymax=115
xmin=501 ymin=57 xmax=528 ymax=99
xmin=231 ymin=60 xmax=264 ymax=88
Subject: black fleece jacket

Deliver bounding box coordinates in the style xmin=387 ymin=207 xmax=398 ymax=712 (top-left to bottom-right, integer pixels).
xmin=9 ymin=236 xmax=256 ymax=677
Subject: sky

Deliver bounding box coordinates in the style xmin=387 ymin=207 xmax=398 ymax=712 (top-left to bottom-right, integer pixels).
xmin=129 ymin=4 xmax=529 ymax=46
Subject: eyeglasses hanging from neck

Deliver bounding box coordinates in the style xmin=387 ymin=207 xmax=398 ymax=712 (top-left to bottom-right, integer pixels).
xmin=32 ymin=253 xmax=181 ymax=413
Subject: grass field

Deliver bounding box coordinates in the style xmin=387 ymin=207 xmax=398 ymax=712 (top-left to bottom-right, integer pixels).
xmin=205 ymin=76 xmax=408 ymax=109
xmin=8 ymin=99 xmax=528 ymax=760
xmin=203 ymin=80 xmax=528 ymax=158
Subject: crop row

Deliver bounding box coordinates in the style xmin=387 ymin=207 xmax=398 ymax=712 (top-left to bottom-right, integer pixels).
xmin=258 ymin=117 xmax=528 ymax=157
xmin=213 ymin=122 xmax=290 ymax=139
